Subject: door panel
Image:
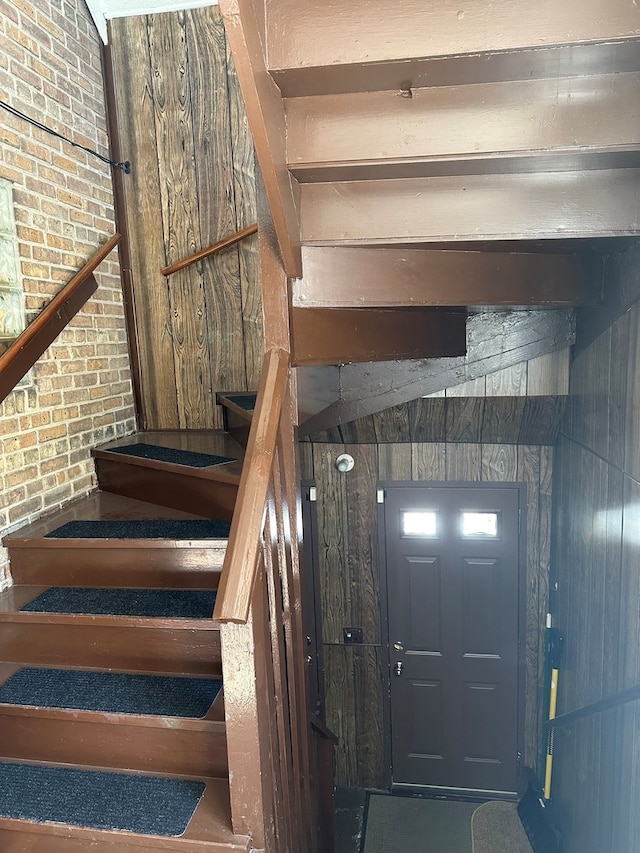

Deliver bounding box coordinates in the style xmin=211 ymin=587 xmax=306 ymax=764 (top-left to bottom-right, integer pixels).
xmin=385 ymin=485 xmax=521 ymax=794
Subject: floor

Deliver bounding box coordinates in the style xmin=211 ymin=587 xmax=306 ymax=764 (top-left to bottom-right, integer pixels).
xmin=335 ymin=788 xmax=367 ymax=853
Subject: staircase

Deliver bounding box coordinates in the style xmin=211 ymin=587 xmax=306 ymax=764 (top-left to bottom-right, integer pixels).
xmin=0 ymin=427 xmax=252 ymax=851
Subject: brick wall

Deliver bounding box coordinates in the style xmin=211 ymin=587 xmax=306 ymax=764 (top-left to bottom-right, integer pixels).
xmin=0 ymin=0 xmax=136 ymax=588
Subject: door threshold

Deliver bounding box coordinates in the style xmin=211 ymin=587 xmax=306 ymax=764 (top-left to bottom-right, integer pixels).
xmin=391 ymin=782 xmax=518 ymax=802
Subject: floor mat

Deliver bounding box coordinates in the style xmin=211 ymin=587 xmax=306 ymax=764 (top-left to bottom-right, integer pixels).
xmin=0 ymin=669 xmax=221 ymax=717
xmin=0 ymin=762 xmax=205 ymax=836
xmin=472 ymin=801 xmax=533 ymax=853
xmin=21 ymin=588 xmax=217 ymax=618
xmin=362 ymin=795 xmax=477 ymax=853
xmin=105 ymin=443 xmax=235 ymax=468
xmin=44 ymin=519 xmax=231 ymax=539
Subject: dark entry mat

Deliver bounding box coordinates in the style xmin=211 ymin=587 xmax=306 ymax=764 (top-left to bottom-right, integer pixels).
xmin=104 ymin=442 xmax=235 ymax=468
xmin=44 ymin=519 xmax=231 ymax=539
xmin=20 ymin=588 xmax=217 ymax=619
xmin=0 ymin=761 xmax=205 ymax=836
xmin=225 ymin=394 xmax=256 ymax=411
xmin=362 ymin=794 xmax=477 ymax=853
xmin=0 ymin=668 xmax=222 ymax=718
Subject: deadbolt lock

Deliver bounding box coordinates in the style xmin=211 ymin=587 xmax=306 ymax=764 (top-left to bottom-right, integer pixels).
xmin=393 ymin=641 xmax=404 ymax=651
xmin=394 ymin=661 xmax=403 ymax=676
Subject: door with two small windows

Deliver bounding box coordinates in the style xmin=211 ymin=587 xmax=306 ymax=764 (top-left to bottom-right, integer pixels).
xmin=382 ymin=485 xmax=523 ymax=796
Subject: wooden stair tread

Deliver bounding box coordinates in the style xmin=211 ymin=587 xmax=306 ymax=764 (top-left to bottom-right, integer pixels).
xmin=94 ymin=430 xmax=244 ymax=484
xmin=2 ymin=491 xmax=211 ymax=543
xmin=0 ymin=773 xmax=249 ymax=851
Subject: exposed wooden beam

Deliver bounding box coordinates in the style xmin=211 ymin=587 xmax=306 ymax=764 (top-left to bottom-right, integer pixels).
xmin=272 ymin=40 xmax=640 ymax=98
xmin=285 ymin=74 xmax=640 ymax=182
xmin=302 ymin=395 xmax=566 ymax=446
xmin=219 ymin=0 xmax=302 ymax=278
xmin=266 ymin=0 xmax=640 ymax=77
xmin=291 ymin=307 xmax=467 ymax=366
xmin=293 ymin=247 xmax=601 ymax=308
xmin=298 ymin=309 xmax=575 ymax=435
xmin=300 ymin=169 xmax=640 ymax=245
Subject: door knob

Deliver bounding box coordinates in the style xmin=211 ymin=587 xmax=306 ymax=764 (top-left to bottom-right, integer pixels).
xmin=393 ymin=641 xmax=404 ymax=651
xmin=394 ymin=661 xmax=403 ymax=677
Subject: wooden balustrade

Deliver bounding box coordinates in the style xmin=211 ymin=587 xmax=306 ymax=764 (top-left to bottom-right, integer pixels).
xmin=214 ymin=346 xmax=330 ymax=852
xmin=0 ymin=234 xmax=121 ymax=404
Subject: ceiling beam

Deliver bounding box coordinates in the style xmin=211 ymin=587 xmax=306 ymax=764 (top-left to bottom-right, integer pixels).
xmin=300 ymin=169 xmax=640 ymax=245
xmin=291 ymin=307 xmax=467 ymax=366
xmin=294 ymin=247 xmax=601 ymax=308
xmin=266 ymin=0 xmax=640 ymax=77
xmin=285 ymin=73 xmax=640 ymax=182
xmin=272 ymin=40 xmax=640 ymax=98
xmin=298 ymin=309 xmax=575 ymax=435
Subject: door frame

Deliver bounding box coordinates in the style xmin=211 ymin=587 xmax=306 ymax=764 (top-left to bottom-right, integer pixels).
xmin=378 ymin=480 xmax=528 ymax=797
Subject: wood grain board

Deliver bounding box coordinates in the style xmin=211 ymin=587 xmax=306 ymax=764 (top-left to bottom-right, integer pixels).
xmin=110 ymin=7 xmax=262 ymax=430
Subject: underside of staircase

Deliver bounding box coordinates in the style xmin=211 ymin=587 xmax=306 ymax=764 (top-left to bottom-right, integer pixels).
xmin=0 ymin=426 xmax=251 ymax=851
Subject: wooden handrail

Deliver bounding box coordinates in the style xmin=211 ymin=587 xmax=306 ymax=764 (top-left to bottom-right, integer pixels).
xmin=544 ymin=682 xmax=640 ymax=731
xmin=161 ymin=223 xmax=258 ymax=277
xmin=213 ymin=346 xmax=289 ymax=624
xmin=0 ymin=234 xmax=121 ymax=403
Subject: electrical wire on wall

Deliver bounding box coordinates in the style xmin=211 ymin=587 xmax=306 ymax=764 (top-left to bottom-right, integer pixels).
xmin=0 ymin=100 xmax=130 ymax=173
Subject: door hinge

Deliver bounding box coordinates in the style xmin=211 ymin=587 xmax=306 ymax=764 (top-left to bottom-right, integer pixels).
xmin=377 ymin=489 xmax=385 ymax=504
xmin=309 ymin=486 xmax=317 ymax=502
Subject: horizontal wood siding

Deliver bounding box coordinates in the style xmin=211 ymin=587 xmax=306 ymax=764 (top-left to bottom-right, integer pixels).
xmin=110 ymin=7 xmax=261 ymax=429
xmin=552 ymin=243 xmax=640 ymax=853
xmin=300 ymin=439 xmax=552 ymax=788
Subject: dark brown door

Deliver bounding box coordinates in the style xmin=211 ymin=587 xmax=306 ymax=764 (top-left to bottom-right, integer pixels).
xmin=384 ymin=485 xmax=521 ymax=795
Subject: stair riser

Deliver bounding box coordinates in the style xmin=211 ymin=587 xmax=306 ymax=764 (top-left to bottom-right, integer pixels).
xmin=95 ymin=458 xmax=238 ymax=521
xmin=0 ymin=713 xmax=228 ymax=777
xmin=8 ymin=545 xmax=225 ymax=589
xmin=0 ymin=623 xmax=222 ymax=677
xmin=0 ymin=824 xmax=248 ymax=852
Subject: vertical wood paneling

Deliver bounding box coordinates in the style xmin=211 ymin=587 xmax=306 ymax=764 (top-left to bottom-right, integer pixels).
xmin=147 ymin=12 xmax=215 ymax=429
xmin=346 ymin=444 xmax=380 ymax=645
xmin=110 ymin=17 xmax=179 ymax=428
xmin=445 ymin=443 xmax=481 ymax=481
xmin=553 ymin=277 xmax=640 ymax=853
xmin=111 ymin=8 xmax=262 ymax=430
xmin=485 ymin=361 xmax=528 ymax=396
xmin=312 ymin=444 xmax=349 ymax=646
xmin=411 ymin=442 xmax=446 ymax=481
xmin=186 ymin=8 xmax=245 ymax=424
xmin=526 ymin=348 xmax=570 ymax=395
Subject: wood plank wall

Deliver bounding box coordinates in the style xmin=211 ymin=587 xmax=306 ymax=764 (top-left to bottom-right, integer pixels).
xmin=299 ymin=439 xmax=552 ymax=789
xmin=110 ymin=8 xmax=262 ymax=430
xmin=551 ymin=242 xmax=640 ymax=853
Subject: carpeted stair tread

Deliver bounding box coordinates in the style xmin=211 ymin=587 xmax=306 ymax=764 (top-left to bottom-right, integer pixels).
xmin=0 ymin=761 xmax=204 ymax=836
xmin=20 ymin=588 xmax=217 ymax=619
xmin=104 ymin=443 xmax=235 ymax=468
xmin=0 ymin=668 xmax=222 ymax=718
xmin=224 ymin=394 xmax=256 ymax=411
xmin=44 ymin=519 xmax=231 ymax=540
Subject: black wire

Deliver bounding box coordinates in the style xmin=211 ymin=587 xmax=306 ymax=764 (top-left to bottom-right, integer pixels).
xmin=0 ymin=99 xmax=130 ymax=173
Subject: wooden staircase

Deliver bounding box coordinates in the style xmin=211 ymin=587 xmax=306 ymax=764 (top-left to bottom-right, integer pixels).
xmin=0 ymin=429 xmax=251 ymax=851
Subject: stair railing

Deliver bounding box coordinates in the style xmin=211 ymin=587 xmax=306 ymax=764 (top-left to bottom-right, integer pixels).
xmin=0 ymin=233 xmax=121 ymax=404
xmin=544 ymin=682 xmax=640 ymax=731
xmin=213 ymin=346 xmax=318 ymax=852
xmin=161 ymin=223 xmax=258 ymax=277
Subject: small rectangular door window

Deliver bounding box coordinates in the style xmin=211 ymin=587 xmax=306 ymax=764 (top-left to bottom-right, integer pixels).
xmin=460 ymin=511 xmax=499 ymax=538
xmin=401 ymin=510 xmax=438 ymax=538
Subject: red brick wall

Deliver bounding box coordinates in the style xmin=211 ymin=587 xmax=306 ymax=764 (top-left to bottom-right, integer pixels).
xmin=0 ymin=0 xmax=135 ymax=587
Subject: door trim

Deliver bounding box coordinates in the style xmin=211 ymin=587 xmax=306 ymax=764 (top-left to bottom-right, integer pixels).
xmin=378 ymin=481 xmax=528 ymax=796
